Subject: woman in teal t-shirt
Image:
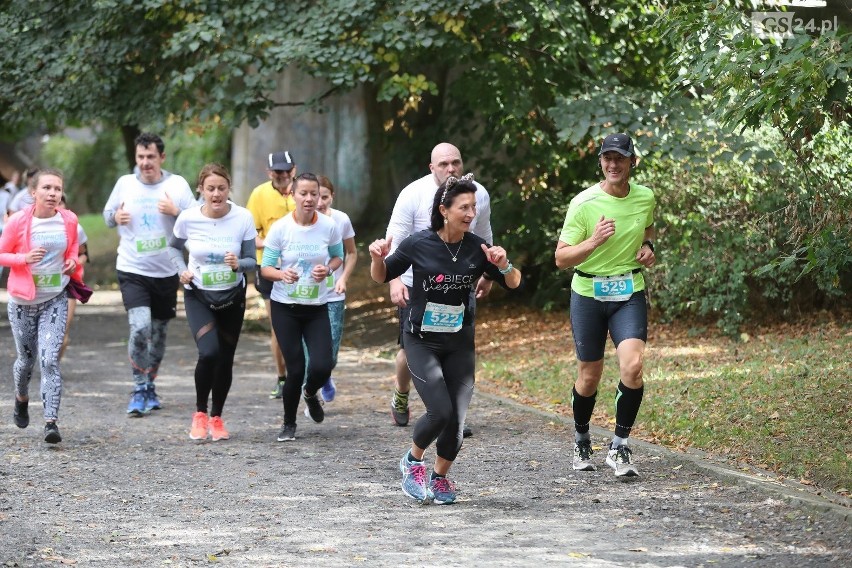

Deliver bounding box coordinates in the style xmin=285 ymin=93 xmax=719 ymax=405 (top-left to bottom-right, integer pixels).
xmin=555 ymin=133 xmax=656 ymax=478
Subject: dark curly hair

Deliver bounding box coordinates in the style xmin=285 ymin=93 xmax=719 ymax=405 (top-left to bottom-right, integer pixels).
xmin=134 ymin=133 xmax=165 ymax=154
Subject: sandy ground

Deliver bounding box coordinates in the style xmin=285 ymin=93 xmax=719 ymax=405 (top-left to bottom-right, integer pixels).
xmin=0 ymin=293 xmax=849 ymax=567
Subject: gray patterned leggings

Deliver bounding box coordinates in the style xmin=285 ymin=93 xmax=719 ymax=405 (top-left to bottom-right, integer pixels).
xmin=8 ymin=292 xmax=69 ymax=422
xmin=128 ymin=306 xmax=169 ymax=387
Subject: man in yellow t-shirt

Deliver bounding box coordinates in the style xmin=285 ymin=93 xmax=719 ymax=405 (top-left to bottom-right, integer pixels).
xmin=246 ymin=150 xmax=297 ymax=399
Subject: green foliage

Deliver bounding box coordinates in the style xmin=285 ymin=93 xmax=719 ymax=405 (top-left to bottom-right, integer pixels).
xmin=1 ymin=0 xmax=848 ymax=324
xmin=160 ymin=125 xmax=231 ymax=189
xmin=660 ymin=0 xmax=852 ymax=289
xmin=636 ymin=124 xmax=851 ymax=334
xmin=41 ymin=130 xmax=126 ymax=213
xmin=39 ymin=124 xmax=229 ymax=214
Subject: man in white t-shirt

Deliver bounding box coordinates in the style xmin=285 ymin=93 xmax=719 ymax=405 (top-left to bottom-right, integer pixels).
xmin=103 ymin=133 xmax=197 ymax=417
xmin=385 ymin=142 xmax=493 ymax=436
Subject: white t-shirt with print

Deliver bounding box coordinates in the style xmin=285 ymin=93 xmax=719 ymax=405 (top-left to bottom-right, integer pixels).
xmin=324 ymin=208 xmax=355 ymax=303
xmin=263 ymin=213 xmax=342 ymax=306
xmin=104 ymin=172 xmax=196 ymax=277
xmin=14 ymin=214 xmax=68 ymax=305
xmin=173 ymin=204 xmax=257 ymax=291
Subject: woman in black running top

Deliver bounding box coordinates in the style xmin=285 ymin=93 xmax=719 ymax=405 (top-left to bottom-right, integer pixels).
xmin=369 ymin=174 xmax=522 ymax=505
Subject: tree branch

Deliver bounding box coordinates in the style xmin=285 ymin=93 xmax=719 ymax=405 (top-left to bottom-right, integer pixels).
xmin=270 ymin=85 xmax=343 ymax=107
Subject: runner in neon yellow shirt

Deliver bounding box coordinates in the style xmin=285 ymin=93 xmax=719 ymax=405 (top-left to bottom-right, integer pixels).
xmin=555 ymin=133 xmax=656 ymax=478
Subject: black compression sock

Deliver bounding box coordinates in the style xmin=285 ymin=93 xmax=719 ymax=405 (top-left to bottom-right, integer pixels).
xmin=572 ymin=386 xmax=597 ymax=435
xmin=614 ymin=381 xmax=644 ymax=439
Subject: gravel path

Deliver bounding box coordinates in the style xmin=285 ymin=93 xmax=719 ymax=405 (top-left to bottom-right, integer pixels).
xmin=0 ymin=294 xmax=849 ymax=567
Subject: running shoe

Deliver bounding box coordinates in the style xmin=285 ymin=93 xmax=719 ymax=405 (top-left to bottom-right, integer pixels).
xmin=44 ymin=422 xmax=62 ymax=444
xmin=399 ymin=452 xmax=431 ymax=503
xmin=127 ymin=386 xmax=149 ymax=417
xmin=209 ymin=416 xmax=230 ymax=441
xmin=277 ymin=423 xmax=296 ymax=442
xmin=13 ymin=399 xmax=29 ymax=429
xmin=269 ymin=380 xmax=285 ymax=399
xmin=390 ymin=392 xmax=410 ymax=426
xmin=303 ymin=390 xmax=325 ymax=423
xmin=606 ymin=443 xmax=639 ymax=477
xmin=429 ymin=476 xmax=457 ymax=505
xmin=320 ymin=377 xmax=337 ymax=402
xmin=462 ymin=425 xmax=473 ymax=438
xmin=145 ymin=382 xmax=161 ymax=411
xmin=189 ymin=412 xmax=209 ymax=440
xmin=573 ymin=440 xmax=596 ymax=471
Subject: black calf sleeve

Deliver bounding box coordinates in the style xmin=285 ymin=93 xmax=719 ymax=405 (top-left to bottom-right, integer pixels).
xmin=571 ymin=387 xmax=597 ymax=434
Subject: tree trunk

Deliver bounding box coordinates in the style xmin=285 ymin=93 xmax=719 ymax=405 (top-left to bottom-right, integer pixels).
xmin=120 ymin=124 xmax=141 ymax=172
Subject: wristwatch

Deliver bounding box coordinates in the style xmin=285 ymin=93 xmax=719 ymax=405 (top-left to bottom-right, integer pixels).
xmin=642 ymin=240 xmax=655 ymax=253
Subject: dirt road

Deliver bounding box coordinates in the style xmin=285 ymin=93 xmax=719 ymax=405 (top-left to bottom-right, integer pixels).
xmin=0 ymin=294 xmax=849 ymax=567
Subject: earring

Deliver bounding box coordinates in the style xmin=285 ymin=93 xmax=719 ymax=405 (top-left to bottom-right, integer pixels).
xmin=444 ymin=217 xmax=448 ymax=223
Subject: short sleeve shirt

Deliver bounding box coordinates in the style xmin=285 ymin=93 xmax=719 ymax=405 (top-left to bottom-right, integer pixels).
xmin=384 ymin=230 xmax=508 ymax=335
xmin=173 ymin=204 xmax=257 ymax=291
xmin=325 ymin=208 xmax=355 ymax=303
xmin=103 ymin=172 xmax=197 ymax=277
xmin=559 ymin=182 xmax=655 ymax=298
xmin=385 ymin=174 xmax=493 ymax=287
xmin=261 ymin=213 xmax=342 ymax=305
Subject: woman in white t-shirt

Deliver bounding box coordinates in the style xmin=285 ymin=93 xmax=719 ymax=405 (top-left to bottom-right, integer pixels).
xmin=260 ymin=173 xmax=343 ymax=442
xmin=168 ymin=164 xmax=257 ymax=442
xmin=302 ymin=175 xmax=357 ymax=405
xmin=58 ymin=194 xmax=89 ymax=361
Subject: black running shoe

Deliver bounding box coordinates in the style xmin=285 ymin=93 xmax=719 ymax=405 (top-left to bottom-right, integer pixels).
xmin=277 ymin=423 xmax=296 ymax=442
xmin=303 ymin=390 xmax=324 ymax=423
xmin=44 ymin=422 xmax=62 ymax=444
xmin=13 ymin=399 xmax=29 ymax=429
xmin=462 ymin=425 xmax=473 ymax=438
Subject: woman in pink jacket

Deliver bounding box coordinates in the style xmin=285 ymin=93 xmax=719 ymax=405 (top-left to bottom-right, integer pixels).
xmin=0 ymin=168 xmax=81 ymax=444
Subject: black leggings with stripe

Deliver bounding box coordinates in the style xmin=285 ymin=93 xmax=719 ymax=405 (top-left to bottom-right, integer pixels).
xmin=183 ymin=287 xmax=246 ymax=417
xmin=404 ymin=326 xmax=475 ymax=463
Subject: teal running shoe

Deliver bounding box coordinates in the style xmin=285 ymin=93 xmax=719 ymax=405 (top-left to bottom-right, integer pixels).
xmin=399 ymin=452 xmax=431 ymax=503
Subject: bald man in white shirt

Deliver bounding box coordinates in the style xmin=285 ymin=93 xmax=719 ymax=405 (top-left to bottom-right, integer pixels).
xmin=385 ymin=143 xmax=493 ymax=437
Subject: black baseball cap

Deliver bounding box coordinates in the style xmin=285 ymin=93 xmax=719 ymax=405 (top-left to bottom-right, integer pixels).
xmin=268 ymin=151 xmax=295 ymax=171
xmin=598 ymin=133 xmax=635 ymax=157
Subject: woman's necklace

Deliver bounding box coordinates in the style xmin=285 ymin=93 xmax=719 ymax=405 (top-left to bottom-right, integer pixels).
xmin=441 ymin=233 xmax=464 ymax=262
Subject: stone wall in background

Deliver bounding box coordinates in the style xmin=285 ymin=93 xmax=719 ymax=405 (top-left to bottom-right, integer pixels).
xmin=231 ymin=69 xmax=370 ymax=222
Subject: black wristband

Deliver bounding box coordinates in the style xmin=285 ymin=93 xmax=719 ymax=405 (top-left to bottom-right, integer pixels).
xmin=642 ymin=240 xmax=655 ymax=253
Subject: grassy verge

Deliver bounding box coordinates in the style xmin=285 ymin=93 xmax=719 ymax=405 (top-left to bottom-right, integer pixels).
xmin=78 ymin=213 xmax=120 ymax=286
xmin=474 ymin=303 xmax=852 ymax=497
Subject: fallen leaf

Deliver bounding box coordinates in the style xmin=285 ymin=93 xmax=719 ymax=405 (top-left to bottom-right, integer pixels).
xmin=567 ymin=552 xmax=589 ymax=558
